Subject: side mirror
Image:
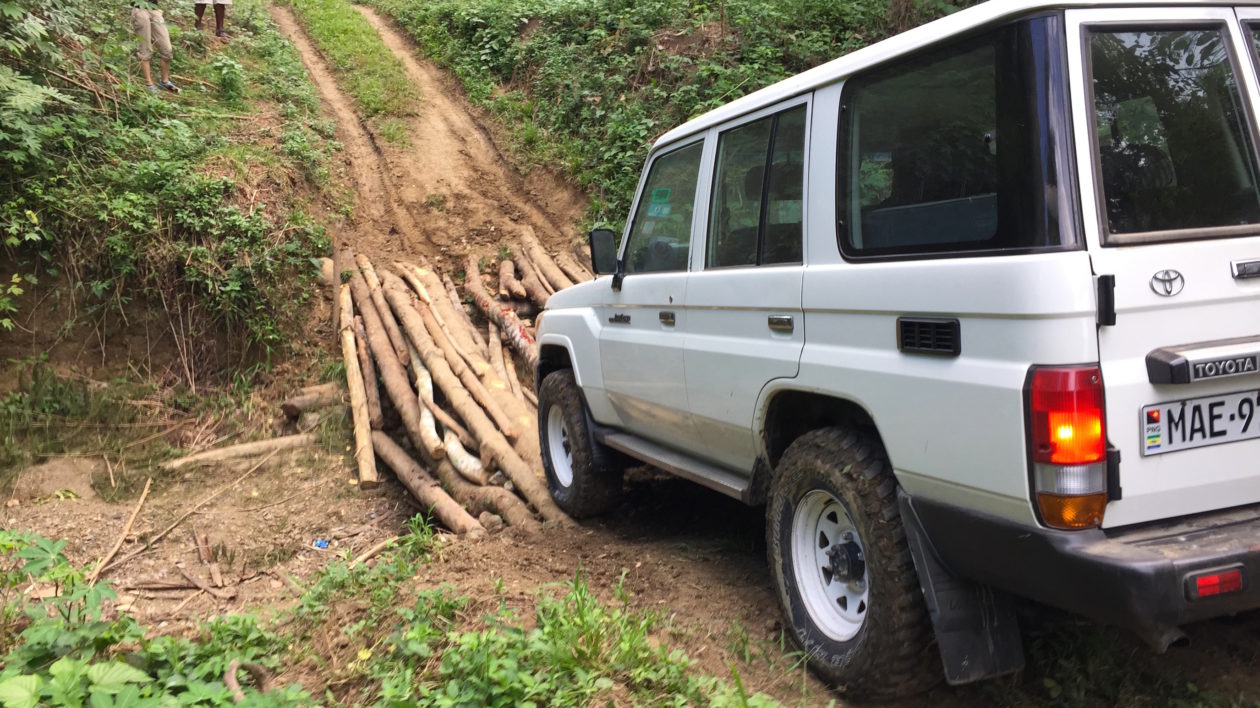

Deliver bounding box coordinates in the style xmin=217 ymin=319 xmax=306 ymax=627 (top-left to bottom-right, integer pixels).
xmin=588 ymin=228 xmax=619 ymax=276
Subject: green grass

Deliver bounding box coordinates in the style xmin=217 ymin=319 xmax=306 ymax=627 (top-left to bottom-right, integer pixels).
xmin=286 ymin=0 xmax=419 ymax=119
xmin=0 ymin=525 xmax=777 ymax=706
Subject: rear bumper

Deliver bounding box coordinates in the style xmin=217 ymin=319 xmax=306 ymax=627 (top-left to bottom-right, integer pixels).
xmin=909 ymin=497 xmax=1260 ymax=648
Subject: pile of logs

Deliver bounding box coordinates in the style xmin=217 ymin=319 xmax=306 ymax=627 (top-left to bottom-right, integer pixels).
xmin=290 ymin=227 xmax=595 ymax=537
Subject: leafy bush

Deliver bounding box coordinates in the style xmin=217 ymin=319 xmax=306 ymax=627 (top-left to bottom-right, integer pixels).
xmin=0 ymin=0 xmax=334 ymax=380
xmin=0 ymin=530 xmax=311 ymax=707
xmin=370 ymin=0 xmax=968 ymax=227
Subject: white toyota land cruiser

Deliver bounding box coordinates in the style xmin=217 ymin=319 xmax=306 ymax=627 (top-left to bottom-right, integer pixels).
xmin=534 ymin=0 xmax=1260 ymax=697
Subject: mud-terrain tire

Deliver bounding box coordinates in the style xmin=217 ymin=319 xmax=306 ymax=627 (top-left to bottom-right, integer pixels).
xmin=538 ymin=370 xmax=625 ymax=518
xmin=766 ymin=426 xmax=939 ymax=699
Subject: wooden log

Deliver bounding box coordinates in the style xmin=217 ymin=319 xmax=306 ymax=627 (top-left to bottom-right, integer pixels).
xmin=404 ymin=345 xmax=448 ymax=460
xmin=416 ymin=302 xmax=518 ymax=441
xmin=406 ymin=264 xmax=485 ymax=360
xmin=555 ymin=250 xmax=593 ymax=284
xmin=430 ymin=453 xmax=540 ymax=534
xmin=520 ymin=227 xmax=575 ymax=291
xmin=395 ymin=264 xmax=478 ymax=371
xmin=280 ymin=382 xmax=343 ymax=419
xmin=383 ymin=277 xmax=570 ymax=524
xmin=407 ymin=343 xmax=478 ymax=452
xmin=443 ymin=431 xmax=487 ymax=485
xmin=340 ymin=284 xmax=379 ymax=490
xmin=466 ymin=254 xmax=539 ymax=371
xmin=498 ymin=258 xmax=527 ymax=299
xmin=333 ymin=249 xmax=356 ymax=332
xmin=512 ymin=251 xmax=552 ymax=303
xmin=444 ymin=273 xmax=490 ymax=355
xmin=487 ymin=323 xmax=509 ymax=380
xmin=504 ymin=347 xmax=527 ymax=407
xmin=349 ymin=270 xmax=443 ymax=461
xmin=161 ymin=434 xmax=314 ymax=471
xmin=371 ymin=432 xmax=484 ymax=536
xmin=354 ymin=317 xmax=385 ymax=430
xmin=356 ymin=254 xmax=410 ymax=369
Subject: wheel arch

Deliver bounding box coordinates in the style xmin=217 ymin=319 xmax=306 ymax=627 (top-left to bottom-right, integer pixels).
xmin=752 ymin=389 xmax=888 ymax=503
xmin=537 ymin=341 xmax=574 ymax=389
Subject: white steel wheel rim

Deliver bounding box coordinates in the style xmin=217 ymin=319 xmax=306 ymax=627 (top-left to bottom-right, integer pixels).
xmin=790 ymin=489 xmax=870 ymax=642
xmin=545 ymin=404 xmax=574 ymax=487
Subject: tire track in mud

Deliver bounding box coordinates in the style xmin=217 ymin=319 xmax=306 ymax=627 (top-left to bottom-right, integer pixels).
xmin=353 ymin=6 xmax=583 ymax=250
xmin=271 ymin=5 xmax=431 ymax=256
xmin=273 ymin=4 xmax=585 ymax=266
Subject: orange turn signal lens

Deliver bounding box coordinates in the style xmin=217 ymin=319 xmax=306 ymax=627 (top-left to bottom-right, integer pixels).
xmin=1036 ymin=492 xmax=1106 ymax=530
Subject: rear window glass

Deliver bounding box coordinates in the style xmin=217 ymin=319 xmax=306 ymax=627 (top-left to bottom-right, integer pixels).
xmin=1089 ymin=26 xmax=1260 ymax=239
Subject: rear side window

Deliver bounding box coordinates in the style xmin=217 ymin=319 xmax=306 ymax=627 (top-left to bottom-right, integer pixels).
xmin=1089 ymin=26 xmax=1260 ymax=240
xmin=707 ymin=105 xmax=807 ymax=268
xmin=623 ymin=141 xmax=704 ymax=275
xmin=839 ymin=18 xmax=1075 ymax=258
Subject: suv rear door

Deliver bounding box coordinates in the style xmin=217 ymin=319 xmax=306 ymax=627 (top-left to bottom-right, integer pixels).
xmin=1067 ymin=8 xmax=1260 ymax=527
xmin=683 ymin=100 xmax=809 ymax=472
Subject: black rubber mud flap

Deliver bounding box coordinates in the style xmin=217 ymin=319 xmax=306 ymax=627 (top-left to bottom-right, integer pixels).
xmin=898 ymin=491 xmax=1025 ymax=684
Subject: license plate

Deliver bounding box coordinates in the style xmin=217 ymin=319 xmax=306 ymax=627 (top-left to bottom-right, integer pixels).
xmin=1141 ymin=388 xmax=1260 ymax=456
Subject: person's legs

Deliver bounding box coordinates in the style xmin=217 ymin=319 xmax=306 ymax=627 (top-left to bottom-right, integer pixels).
xmin=214 ymin=3 xmax=226 ymax=35
xmin=194 ymin=3 xmax=206 ymax=30
xmin=131 ymin=7 xmax=156 ymax=88
xmin=150 ymin=10 xmax=178 ymax=91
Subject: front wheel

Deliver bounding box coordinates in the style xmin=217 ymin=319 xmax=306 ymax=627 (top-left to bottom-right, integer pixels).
xmin=537 ymin=370 xmax=624 ymax=518
xmin=766 ymin=427 xmax=939 ymax=699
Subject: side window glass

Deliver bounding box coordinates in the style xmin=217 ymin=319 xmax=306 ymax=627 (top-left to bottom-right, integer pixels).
xmin=845 ymin=41 xmax=998 ymax=254
xmin=706 ymin=105 xmax=806 ymax=269
xmin=624 ymin=141 xmax=703 ymax=275
xmin=707 ymin=118 xmax=772 ymax=268
xmin=1091 ymin=27 xmax=1260 ymax=236
xmin=764 ymin=106 xmax=806 ymax=264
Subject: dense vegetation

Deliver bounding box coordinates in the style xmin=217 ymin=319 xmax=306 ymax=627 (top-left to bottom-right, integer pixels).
xmin=0 ymin=525 xmax=775 ymax=706
xmin=370 ymin=0 xmax=962 ymax=225
xmin=0 ymin=0 xmax=333 ymax=375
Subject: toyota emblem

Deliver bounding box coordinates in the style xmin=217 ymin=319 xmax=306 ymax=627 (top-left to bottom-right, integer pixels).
xmin=1150 ymin=269 xmax=1185 ymax=296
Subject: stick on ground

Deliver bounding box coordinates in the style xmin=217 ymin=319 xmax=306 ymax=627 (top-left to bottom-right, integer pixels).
xmin=100 ymin=449 xmax=283 ymax=577
xmin=160 ymin=434 xmax=314 ymax=471
xmin=86 ymin=477 xmax=152 ymax=586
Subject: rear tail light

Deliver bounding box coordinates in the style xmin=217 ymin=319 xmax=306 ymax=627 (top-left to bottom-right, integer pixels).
xmin=1028 ymin=366 xmax=1107 ymax=530
xmin=1186 ymin=567 xmax=1244 ymax=600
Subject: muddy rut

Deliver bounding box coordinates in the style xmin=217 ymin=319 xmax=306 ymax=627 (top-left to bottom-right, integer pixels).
xmin=271 ymin=6 xmax=585 ymax=268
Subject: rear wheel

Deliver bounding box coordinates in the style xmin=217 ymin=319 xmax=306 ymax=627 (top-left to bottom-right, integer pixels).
xmin=537 ymin=370 xmax=624 ymax=518
xmin=766 ymin=426 xmax=939 ymax=698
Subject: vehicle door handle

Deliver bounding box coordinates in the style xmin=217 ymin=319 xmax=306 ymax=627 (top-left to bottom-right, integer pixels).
xmin=659 ymin=311 xmax=675 ymax=326
xmin=768 ymin=315 xmax=794 ymax=333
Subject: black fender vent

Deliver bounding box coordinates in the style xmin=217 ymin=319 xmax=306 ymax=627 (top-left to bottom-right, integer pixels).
xmin=897 ymin=317 xmax=961 ymax=356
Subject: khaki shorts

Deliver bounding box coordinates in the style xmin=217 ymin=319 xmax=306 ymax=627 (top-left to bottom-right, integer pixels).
xmin=131 ymin=7 xmax=172 ymax=61
xmin=197 ymin=0 xmax=232 ymax=4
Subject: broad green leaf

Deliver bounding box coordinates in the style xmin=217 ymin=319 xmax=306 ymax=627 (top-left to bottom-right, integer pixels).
xmin=86 ymin=663 xmax=152 ymax=693
xmin=0 ymin=675 xmax=41 ymax=708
